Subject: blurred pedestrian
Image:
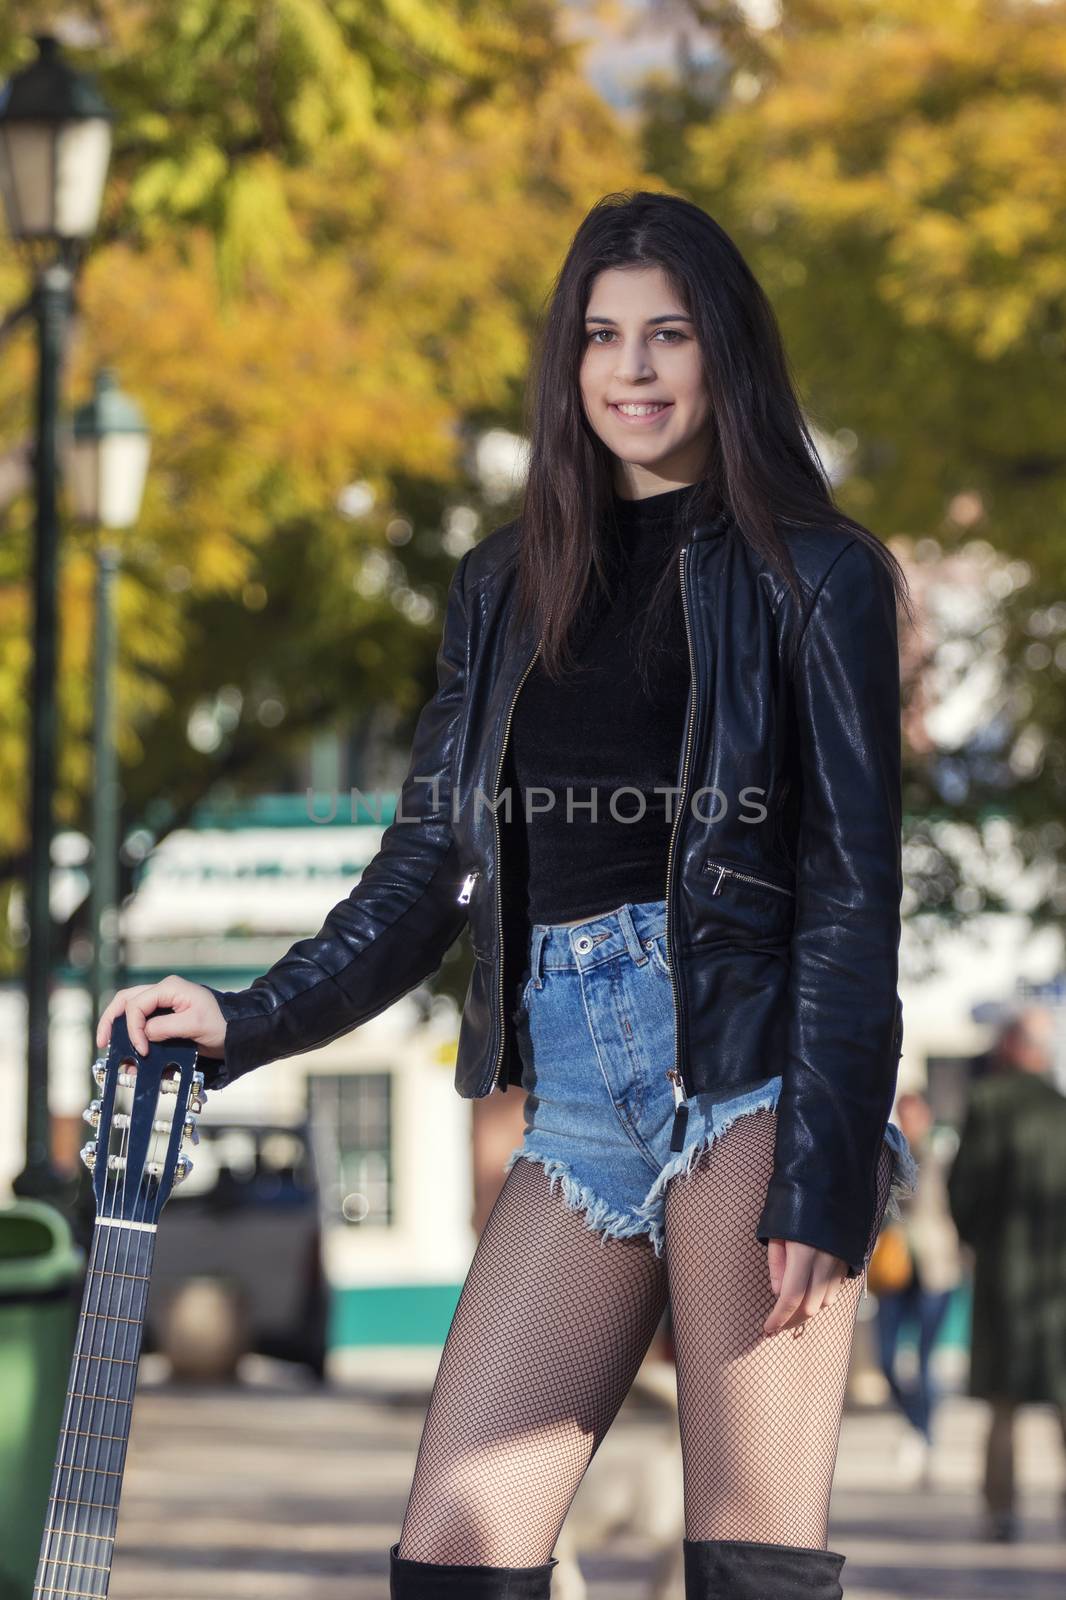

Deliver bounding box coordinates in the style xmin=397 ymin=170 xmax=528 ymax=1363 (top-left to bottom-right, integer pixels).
xmin=873 ymin=1090 xmax=961 ymax=1486
xmin=947 ymin=1004 xmax=1066 ymax=1542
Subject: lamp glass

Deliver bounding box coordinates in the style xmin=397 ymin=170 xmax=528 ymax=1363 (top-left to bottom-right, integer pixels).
xmin=97 ymin=433 xmax=150 ymax=529
xmin=0 ymin=115 xmax=111 ymax=240
xmin=55 ymin=118 xmax=112 ymax=239
xmin=0 ymin=121 xmax=52 ymax=236
xmin=65 ymin=431 xmax=150 ymax=529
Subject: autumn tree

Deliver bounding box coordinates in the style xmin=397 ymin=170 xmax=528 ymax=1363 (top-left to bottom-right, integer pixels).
xmin=0 ymin=0 xmax=645 ymax=973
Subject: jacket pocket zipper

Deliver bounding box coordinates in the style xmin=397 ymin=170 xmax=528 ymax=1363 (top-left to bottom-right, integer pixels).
xmin=457 ymin=870 xmax=479 ymax=905
xmin=704 ymin=860 xmax=796 ymax=898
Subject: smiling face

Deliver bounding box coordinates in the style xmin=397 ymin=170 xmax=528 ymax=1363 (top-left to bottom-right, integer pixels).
xmin=579 ymin=264 xmax=713 ymax=499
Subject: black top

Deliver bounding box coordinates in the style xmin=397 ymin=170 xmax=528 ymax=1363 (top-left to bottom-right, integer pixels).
xmin=501 ymin=482 xmax=701 ymax=930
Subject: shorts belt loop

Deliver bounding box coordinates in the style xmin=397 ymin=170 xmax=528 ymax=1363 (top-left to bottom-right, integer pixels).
xmin=529 ymin=924 xmax=547 ymax=988
xmin=616 ymin=903 xmax=648 ymax=967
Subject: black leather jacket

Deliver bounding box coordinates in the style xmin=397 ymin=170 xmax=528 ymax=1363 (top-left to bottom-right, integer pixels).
xmin=203 ymin=507 xmax=904 ymax=1276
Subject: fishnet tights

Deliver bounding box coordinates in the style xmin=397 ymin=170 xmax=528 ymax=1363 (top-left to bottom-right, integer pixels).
xmin=396 ymin=1107 xmax=895 ymax=1565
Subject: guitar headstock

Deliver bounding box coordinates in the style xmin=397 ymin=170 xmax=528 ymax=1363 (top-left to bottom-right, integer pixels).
xmin=81 ymin=1009 xmax=206 ymax=1225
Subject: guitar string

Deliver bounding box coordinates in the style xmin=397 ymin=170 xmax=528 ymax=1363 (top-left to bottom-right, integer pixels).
xmin=50 ymin=1092 xmax=134 ymax=1597
xmin=35 ymin=1103 xmax=114 ymax=1595
xmin=83 ymin=1068 xmax=146 ymax=1593
xmin=82 ymin=1065 xmax=146 ymax=1595
xmin=82 ymin=1059 xmax=190 ymax=1597
xmin=46 ymin=1063 xmax=142 ymax=1597
xmin=42 ymin=1050 xmax=193 ymax=1598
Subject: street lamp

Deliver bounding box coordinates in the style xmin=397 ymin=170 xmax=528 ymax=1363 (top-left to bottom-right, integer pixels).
xmin=0 ymin=34 xmax=115 ymax=1201
xmin=0 ymin=34 xmax=112 ymax=248
xmin=65 ymin=370 xmax=151 ymax=1033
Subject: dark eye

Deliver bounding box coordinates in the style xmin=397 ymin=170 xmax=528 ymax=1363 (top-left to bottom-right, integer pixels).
xmin=585 ymin=328 xmax=686 ymax=344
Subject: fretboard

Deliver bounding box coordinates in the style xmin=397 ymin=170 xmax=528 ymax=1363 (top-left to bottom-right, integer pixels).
xmin=33 ymin=1219 xmax=156 ymax=1600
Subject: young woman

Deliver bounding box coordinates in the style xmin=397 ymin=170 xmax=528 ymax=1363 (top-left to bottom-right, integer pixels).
xmin=97 ymin=191 xmax=919 ymax=1599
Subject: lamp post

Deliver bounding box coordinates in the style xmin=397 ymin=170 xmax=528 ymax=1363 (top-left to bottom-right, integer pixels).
xmin=65 ymin=370 xmax=151 ymax=1030
xmin=0 ymin=34 xmax=114 ymax=1200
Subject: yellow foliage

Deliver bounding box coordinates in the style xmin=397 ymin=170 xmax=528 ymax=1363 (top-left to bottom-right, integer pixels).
xmin=0 ymin=0 xmax=646 ymax=863
xmin=688 ymin=0 xmax=1066 ymax=358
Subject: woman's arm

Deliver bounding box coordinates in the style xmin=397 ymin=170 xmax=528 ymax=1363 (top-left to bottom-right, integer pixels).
xmin=756 ymin=536 xmax=904 ymax=1277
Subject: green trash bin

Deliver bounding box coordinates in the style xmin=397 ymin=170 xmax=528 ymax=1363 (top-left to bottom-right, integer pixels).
xmin=0 ymin=1199 xmax=84 ymax=1600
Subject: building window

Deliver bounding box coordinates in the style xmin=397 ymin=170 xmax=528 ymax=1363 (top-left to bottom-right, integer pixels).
xmin=309 ymin=1072 xmax=393 ymax=1226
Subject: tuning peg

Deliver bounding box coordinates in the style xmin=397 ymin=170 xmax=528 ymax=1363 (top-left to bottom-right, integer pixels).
xmin=182 ymin=1116 xmax=200 ymax=1145
xmin=80 ymin=1140 xmax=97 ymax=1172
xmin=92 ymin=1056 xmax=108 ymax=1087
xmin=82 ymin=1098 xmax=102 ymax=1128
xmin=173 ymin=1152 xmax=193 ymax=1186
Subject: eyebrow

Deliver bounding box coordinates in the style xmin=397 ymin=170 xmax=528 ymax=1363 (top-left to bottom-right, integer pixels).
xmin=584 ymin=313 xmax=694 ymax=325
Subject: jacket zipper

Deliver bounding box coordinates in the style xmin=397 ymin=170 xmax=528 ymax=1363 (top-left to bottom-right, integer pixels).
xmin=704 ymin=861 xmax=796 ymax=898
xmin=484 ymin=638 xmax=543 ymax=1093
xmin=665 ymin=544 xmax=696 ymax=1152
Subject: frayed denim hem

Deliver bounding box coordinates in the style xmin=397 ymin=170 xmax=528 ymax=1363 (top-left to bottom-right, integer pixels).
xmin=503 ymin=1100 xmax=921 ymax=1260
xmin=633 ymin=1089 xmax=785 ymax=1257
xmin=501 ymin=1146 xmax=659 ymax=1250
xmin=881 ymin=1121 xmax=920 ymax=1224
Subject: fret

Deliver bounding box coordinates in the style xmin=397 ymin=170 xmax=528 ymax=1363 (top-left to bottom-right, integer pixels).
xmin=83 ymin=1253 xmax=153 ymax=1287
xmin=53 ymin=1401 xmax=132 ymax=1484
xmin=56 ymin=1464 xmax=123 ymax=1480
xmin=70 ymin=1350 xmax=138 ymax=1368
xmin=87 ymin=1225 xmax=156 ymax=1270
xmin=71 ymin=1350 xmax=138 ymax=1367
xmin=49 ymin=1484 xmax=121 ymax=1510
xmin=38 ymin=1529 xmax=113 ymax=1545
xmin=72 ymin=1316 xmax=145 ymax=1362
xmin=82 ymin=1248 xmax=151 ymax=1299
xmin=57 ymin=1440 xmax=126 ymax=1452
xmin=61 ymin=1365 xmax=138 ymax=1413
xmin=53 ymin=1436 xmax=127 ymax=1478
xmin=38 ymin=1557 xmax=111 ymax=1572
xmin=64 ymin=1392 xmax=131 ymax=1406
xmin=83 ymin=1271 xmax=154 ymax=1298
xmin=36 ymin=1586 xmax=109 ymax=1598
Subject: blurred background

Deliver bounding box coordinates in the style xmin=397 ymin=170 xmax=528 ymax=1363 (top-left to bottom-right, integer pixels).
xmin=1 ymin=2 xmax=1065 ymax=1597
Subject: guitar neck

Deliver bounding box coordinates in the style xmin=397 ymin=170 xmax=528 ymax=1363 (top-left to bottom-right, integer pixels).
xmin=34 ymin=1219 xmax=157 ymax=1600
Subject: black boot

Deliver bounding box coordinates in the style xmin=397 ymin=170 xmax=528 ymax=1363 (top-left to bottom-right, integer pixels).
xmin=683 ymin=1536 xmax=846 ymax=1598
xmin=389 ymin=1542 xmax=558 ymax=1598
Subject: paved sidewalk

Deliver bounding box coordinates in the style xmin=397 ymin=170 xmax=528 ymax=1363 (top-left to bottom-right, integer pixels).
xmin=109 ymin=1355 xmax=1065 ymax=1600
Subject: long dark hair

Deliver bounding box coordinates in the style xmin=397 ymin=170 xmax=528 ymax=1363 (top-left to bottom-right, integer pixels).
xmin=516 ymin=189 xmax=915 ymax=688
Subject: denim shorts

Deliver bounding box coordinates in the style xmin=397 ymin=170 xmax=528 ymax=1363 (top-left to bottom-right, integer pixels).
xmin=502 ymin=897 xmax=918 ymax=1262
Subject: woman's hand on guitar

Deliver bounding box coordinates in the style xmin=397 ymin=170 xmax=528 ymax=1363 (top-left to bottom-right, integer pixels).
xmin=96 ymin=976 xmax=227 ymax=1059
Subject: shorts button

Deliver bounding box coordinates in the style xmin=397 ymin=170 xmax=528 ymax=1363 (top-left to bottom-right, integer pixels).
xmin=575 ymin=935 xmax=593 ymax=953
xmin=643 ymin=939 xmax=654 ymax=949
